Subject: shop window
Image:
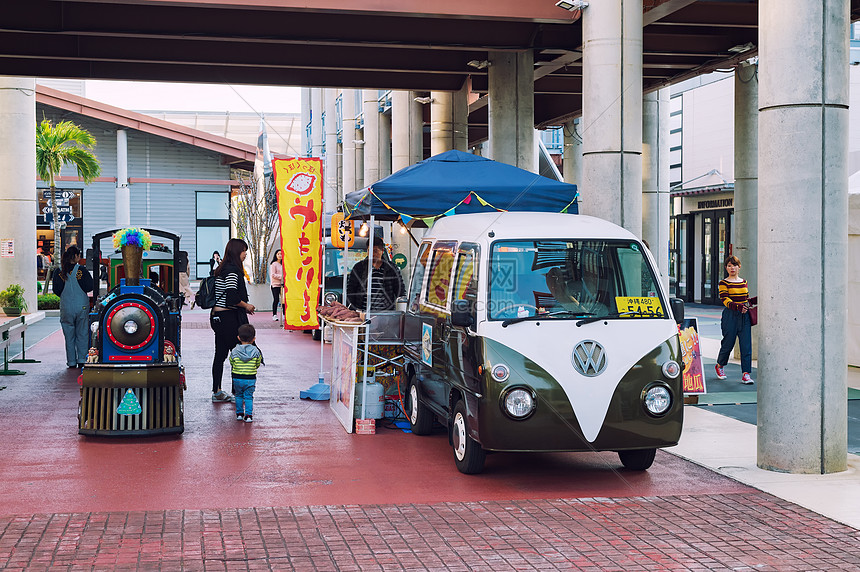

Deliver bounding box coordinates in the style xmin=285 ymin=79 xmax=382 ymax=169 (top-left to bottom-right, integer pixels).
xmin=196 ymin=191 xmax=230 ymax=278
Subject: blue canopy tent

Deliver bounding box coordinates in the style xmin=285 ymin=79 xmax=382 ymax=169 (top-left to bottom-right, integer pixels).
xmin=343 ymin=150 xmax=578 ymax=225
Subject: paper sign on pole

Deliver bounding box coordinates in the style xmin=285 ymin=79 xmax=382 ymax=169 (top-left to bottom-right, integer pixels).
xmin=274 ymin=158 xmax=323 ymax=330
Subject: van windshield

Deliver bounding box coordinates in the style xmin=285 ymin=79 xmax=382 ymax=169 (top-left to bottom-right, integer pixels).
xmin=488 ymin=240 xmax=665 ymax=321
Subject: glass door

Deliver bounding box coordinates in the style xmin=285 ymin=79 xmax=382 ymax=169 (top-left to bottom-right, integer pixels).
xmin=671 ymin=214 xmax=694 ymax=302
xmin=701 ymin=209 xmax=732 ymax=305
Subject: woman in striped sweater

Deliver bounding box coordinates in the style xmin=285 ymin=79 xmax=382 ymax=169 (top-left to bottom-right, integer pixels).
xmin=715 ymin=255 xmax=756 ymax=385
xmin=210 ymin=238 xmax=256 ymax=402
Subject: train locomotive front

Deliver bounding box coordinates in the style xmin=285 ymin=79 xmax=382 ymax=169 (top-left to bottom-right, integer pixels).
xmin=78 ymin=227 xmax=186 ymax=436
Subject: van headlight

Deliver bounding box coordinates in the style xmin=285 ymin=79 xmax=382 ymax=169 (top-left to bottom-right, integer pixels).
xmin=502 ymin=387 xmax=536 ymax=419
xmin=324 ymin=291 xmax=338 ymax=305
xmin=642 ymin=383 xmax=672 ymax=416
xmin=661 ymin=360 xmax=681 ymax=379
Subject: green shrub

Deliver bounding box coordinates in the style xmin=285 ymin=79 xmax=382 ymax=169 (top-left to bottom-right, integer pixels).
xmin=37 ymin=293 xmax=60 ymax=310
xmin=0 ymin=284 xmax=27 ymax=311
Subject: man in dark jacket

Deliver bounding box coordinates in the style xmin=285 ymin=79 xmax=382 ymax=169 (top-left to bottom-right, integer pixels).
xmin=347 ymin=242 xmax=405 ymax=311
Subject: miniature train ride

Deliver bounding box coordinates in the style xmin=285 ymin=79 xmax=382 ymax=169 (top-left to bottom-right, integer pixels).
xmin=77 ymin=227 xmax=186 ymax=436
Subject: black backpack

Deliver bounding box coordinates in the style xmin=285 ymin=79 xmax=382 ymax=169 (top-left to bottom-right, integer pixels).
xmin=195 ymin=275 xmax=217 ymax=309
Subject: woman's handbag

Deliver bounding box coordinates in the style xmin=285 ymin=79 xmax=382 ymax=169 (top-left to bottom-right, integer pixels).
xmin=748 ymin=304 xmax=758 ymax=326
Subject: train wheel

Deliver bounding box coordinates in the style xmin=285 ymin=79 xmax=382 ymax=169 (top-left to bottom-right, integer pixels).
xmin=618 ymin=448 xmax=657 ymax=470
xmin=406 ymin=378 xmax=433 ymax=435
xmin=452 ymin=400 xmax=485 ymax=474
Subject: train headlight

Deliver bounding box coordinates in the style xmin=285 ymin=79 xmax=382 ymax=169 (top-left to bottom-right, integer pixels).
xmin=643 ymin=384 xmax=672 ymax=416
xmin=661 ymin=360 xmax=681 ymax=379
xmin=123 ymin=320 xmax=139 ymax=335
xmin=502 ymin=387 xmax=536 ymax=419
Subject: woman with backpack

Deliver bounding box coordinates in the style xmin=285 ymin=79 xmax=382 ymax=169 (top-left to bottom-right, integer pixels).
xmin=209 ymin=238 xmax=255 ymax=402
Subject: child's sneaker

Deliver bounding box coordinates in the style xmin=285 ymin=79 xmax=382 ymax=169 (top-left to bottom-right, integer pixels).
xmin=714 ymin=364 xmax=727 ymax=380
xmin=741 ymin=372 xmax=754 ymax=385
xmin=237 ymin=414 xmax=245 ymax=421
xmin=212 ymin=390 xmax=234 ymax=402
xmin=244 ymin=415 xmax=253 ymax=423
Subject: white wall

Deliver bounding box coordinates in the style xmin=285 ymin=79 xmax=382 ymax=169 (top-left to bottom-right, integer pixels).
xmin=680 ymin=74 xmax=735 ymax=184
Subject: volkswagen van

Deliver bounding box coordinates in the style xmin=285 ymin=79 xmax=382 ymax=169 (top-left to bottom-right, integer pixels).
xmin=401 ymin=212 xmax=685 ymax=474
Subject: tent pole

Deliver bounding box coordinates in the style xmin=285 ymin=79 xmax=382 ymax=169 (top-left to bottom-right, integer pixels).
xmin=360 ymin=215 xmax=375 ymax=421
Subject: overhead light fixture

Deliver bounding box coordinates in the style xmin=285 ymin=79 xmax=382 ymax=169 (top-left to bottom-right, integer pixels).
xmin=555 ymin=0 xmax=588 ymax=11
xmin=467 ymin=60 xmax=491 ymax=70
xmin=728 ymin=42 xmax=755 ymax=54
xmin=413 ymin=96 xmax=434 ymax=104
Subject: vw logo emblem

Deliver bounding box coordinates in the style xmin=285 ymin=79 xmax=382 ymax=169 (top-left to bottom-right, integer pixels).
xmin=572 ymin=340 xmax=607 ymax=376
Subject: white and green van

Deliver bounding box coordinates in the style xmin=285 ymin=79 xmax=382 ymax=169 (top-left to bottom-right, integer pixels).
xmin=401 ymin=212 xmax=685 ymax=474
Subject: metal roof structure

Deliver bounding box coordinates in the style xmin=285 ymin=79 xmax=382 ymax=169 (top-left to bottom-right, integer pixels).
xmin=5 ymin=0 xmax=860 ymax=147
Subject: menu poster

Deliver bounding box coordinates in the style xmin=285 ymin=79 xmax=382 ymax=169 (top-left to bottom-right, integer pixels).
xmin=678 ymin=317 xmax=707 ymax=394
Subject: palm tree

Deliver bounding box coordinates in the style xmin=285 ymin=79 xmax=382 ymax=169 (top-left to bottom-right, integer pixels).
xmin=36 ymin=118 xmax=101 ymax=292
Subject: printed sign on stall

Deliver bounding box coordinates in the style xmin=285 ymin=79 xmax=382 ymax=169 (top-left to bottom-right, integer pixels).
xmin=678 ymin=317 xmax=707 ymax=394
xmin=274 ymin=157 xmax=323 ymax=330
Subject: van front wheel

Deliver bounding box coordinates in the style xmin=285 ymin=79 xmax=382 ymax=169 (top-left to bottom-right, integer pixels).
xmin=618 ymin=448 xmax=656 ymax=470
xmin=452 ymin=401 xmax=486 ymax=474
xmin=407 ymin=379 xmax=433 ymax=435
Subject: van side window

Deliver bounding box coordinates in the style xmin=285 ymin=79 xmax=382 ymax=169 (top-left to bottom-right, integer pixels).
xmin=407 ymin=242 xmax=432 ymax=313
xmin=423 ymin=241 xmax=457 ymax=311
xmin=451 ymin=244 xmax=479 ymax=324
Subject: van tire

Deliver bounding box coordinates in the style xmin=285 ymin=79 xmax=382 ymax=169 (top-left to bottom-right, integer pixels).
xmin=618 ymin=448 xmax=656 ymax=470
xmin=452 ymin=400 xmax=486 ymax=474
xmin=407 ymin=379 xmax=433 ymax=435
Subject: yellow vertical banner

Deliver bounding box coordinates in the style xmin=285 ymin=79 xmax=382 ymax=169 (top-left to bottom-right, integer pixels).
xmin=274 ymin=158 xmax=323 ymax=329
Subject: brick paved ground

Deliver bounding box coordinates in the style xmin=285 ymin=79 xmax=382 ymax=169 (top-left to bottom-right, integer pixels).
xmin=1 ymin=493 xmax=859 ymax=570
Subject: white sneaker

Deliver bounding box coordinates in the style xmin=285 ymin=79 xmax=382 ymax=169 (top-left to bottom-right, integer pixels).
xmin=272 ymin=315 xmax=278 ymax=321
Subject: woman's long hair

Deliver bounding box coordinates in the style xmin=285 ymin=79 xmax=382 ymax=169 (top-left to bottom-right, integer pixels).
xmin=61 ymin=246 xmax=82 ymax=277
xmin=271 ymin=249 xmax=282 ymax=264
xmin=214 ymin=238 xmax=247 ymax=277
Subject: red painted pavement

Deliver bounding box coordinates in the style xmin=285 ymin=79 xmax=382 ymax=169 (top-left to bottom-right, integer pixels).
xmin=0 ymin=311 xmax=749 ymax=515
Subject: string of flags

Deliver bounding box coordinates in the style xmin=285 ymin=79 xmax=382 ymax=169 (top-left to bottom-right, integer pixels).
xmin=345 ymin=188 xmax=579 ymax=227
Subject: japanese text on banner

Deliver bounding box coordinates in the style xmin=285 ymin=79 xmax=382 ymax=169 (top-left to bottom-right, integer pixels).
xmin=274 ymin=158 xmax=323 ymax=329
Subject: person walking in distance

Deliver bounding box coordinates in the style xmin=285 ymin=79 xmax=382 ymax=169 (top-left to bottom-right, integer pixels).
xmin=210 ymin=239 xmax=255 ymax=402
xmin=714 ymin=255 xmax=756 ymax=385
xmin=230 ymin=323 xmax=263 ymax=422
xmin=52 ymin=246 xmax=94 ymax=368
xmin=270 ymin=249 xmax=284 ymax=321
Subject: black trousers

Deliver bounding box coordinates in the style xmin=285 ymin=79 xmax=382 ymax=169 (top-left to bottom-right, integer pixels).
xmin=271 ymin=286 xmax=281 ymax=315
xmin=210 ymin=309 xmax=247 ymax=393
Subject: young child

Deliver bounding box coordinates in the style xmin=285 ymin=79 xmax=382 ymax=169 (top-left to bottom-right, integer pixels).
xmin=229 ymin=323 xmax=263 ymax=422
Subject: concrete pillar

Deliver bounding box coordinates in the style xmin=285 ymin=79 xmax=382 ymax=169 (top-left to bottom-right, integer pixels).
xmin=310 ymin=88 xmax=323 ymax=159
xmin=300 ymin=87 xmax=310 ymax=157
xmin=430 ymin=85 xmax=467 ymax=156
xmin=115 ymin=129 xmax=130 ymax=226
xmin=733 ymin=62 xmax=759 ymax=359
xmin=488 ymin=50 xmax=535 ymax=171
xmin=342 ymin=90 xmax=357 ymax=195
xmin=324 ymin=88 xmax=338 ymax=213
xmin=411 ymin=93 xmax=425 ymax=162
xmin=581 ymin=0 xmax=643 ymax=236
xmin=0 ymin=77 xmax=37 ymax=312
xmin=562 ymin=119 xmax=583 ymax=186
xmin=758 ymin=0 xmax=848 ymax=473
xmin=379 ymin=103 xmax=392 ymax=180
xmin=355 ymin=89 xmax=364 ymax=191
xmin=363 ymin=90 xmax=380 ymax=186
xmin=642 ymin=88 xmax=670 ymax=289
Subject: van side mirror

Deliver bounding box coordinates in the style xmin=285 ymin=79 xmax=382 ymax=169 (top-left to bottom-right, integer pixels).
xmin=451 ymin=299 xmax=474 ymax=328
xmin=670 ymin=298 xmax=684 ymax=324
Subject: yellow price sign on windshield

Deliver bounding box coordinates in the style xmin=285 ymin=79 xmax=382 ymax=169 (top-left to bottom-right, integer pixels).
xmin=615 ymin=296 xmax=664 ymax=317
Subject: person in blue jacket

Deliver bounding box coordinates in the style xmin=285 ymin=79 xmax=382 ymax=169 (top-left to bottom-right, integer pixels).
xmin=52 ymin=245 xmax=94 ymax=368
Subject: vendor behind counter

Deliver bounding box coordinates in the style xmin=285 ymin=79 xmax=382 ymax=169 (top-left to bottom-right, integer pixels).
xmin=346 ymin=242 xmax=405 ymax=312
